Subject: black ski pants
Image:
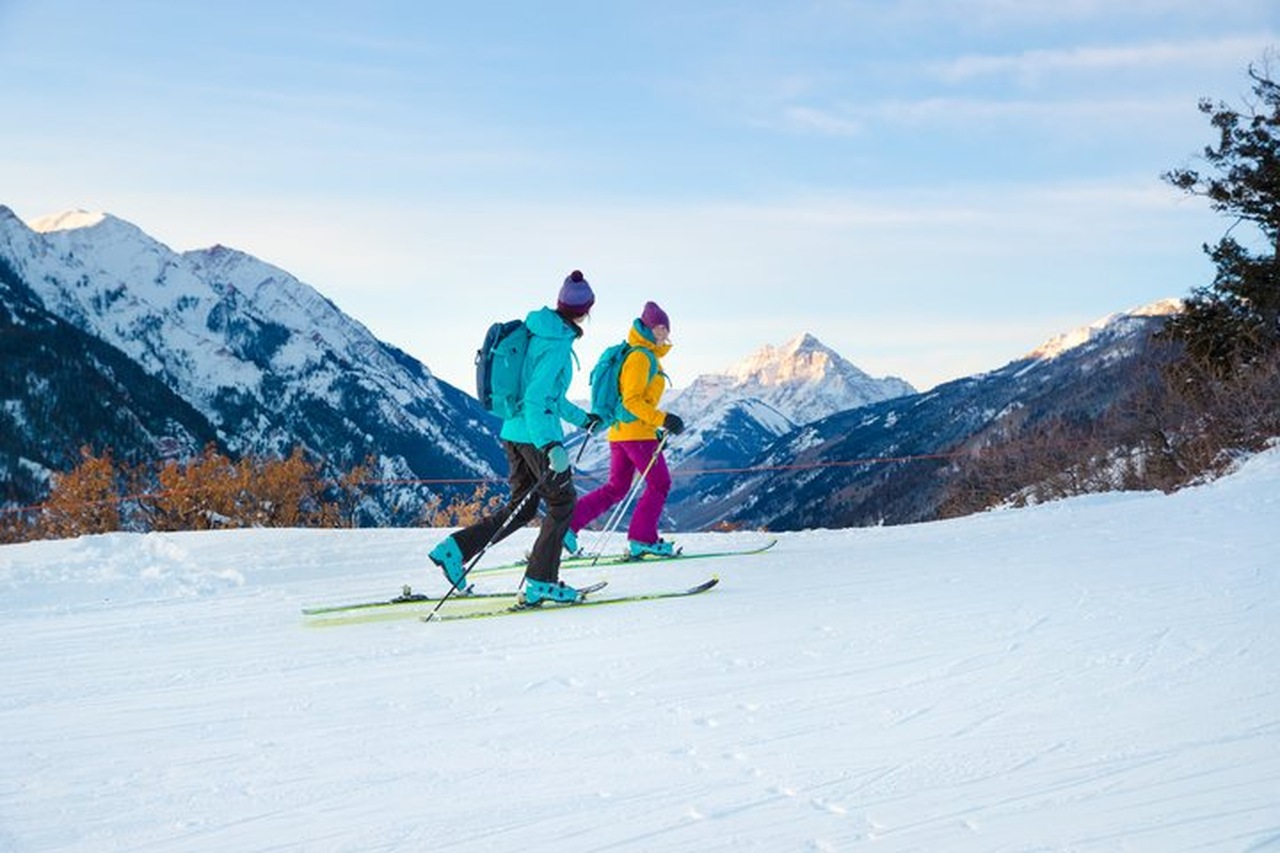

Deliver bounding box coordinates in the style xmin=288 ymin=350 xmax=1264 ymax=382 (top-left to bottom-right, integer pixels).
xmin=452 ymin=440 xmax=575 ymax=583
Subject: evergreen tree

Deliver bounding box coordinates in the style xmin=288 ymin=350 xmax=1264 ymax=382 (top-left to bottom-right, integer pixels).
xmin=1163 ymin=59 xmax=1280 ymax=373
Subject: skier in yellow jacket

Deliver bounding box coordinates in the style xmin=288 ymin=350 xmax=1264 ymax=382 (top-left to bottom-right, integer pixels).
xmin=569 ymin=301 xmax=685 ymax=557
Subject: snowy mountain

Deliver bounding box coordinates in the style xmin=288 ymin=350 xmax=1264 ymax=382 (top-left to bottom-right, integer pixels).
xmin=670 ymin=332 xmax=915 ymax=427
xmin=0 ymin=247 xmax=220 ymax=508
xmin=2 ymin=445 xmax=1277 ymax=850
xmin=671 ymin=333 xmax=913 ymax=474
xmin=1 ymin=202 xmax=1192 ymax=536
xmin=671 ymin=301 xmax=1181 ymax=531
xmin=573 ymin=334 xmax=913 ymax=487
xmin=0 ymin=206 xmax=505 ymax=519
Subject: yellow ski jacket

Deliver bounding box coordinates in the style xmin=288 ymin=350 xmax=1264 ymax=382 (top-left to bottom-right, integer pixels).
xmin=609 ymin=321 xmax=672 ymax=442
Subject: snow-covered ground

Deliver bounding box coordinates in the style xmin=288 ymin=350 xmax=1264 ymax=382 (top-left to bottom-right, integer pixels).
xmin=3 ymin=450 xmax=1279 ymax=852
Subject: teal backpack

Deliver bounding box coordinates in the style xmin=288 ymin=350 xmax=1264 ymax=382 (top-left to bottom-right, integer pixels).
xmin=475 ymin=319 xmax=531 ymax=419
xmin=589 ymin=342 xmax=659 ymax=428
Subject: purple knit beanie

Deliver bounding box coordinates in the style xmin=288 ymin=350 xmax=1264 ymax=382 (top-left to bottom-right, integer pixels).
xmin=557 ymin=270 xmax=595 ymax=316
xmin=640 ymin=300 xmax=669 ymax=331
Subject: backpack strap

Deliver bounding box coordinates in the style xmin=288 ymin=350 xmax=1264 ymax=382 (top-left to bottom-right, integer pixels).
xmin=631 ymin=345 xmax=659 ymax=382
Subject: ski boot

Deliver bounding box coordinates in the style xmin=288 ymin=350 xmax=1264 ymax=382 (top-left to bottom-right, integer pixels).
xmin=628 ymin=537 xmax=678 ymax=559
xmin=428 ymin=535 xmax=469 ymax=592
xmin=519 ymin=578 xmax=582 ymax=607
xmin=563 ymin=528 xmax=581 ymax=556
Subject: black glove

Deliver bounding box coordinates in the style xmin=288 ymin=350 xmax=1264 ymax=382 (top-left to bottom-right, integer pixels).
xmin=583 ymin=413 xmax=604 ymax=432
xmin=662 ymin=413 xmax=685 ymax=436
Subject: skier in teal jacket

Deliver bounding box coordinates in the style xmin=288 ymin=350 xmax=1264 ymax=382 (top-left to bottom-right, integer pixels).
xmin=429 ymin=271 xmax=601 ymax=605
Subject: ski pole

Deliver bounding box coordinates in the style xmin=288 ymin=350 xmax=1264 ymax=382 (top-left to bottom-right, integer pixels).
xmin=588 ymin=433 xmax=669 ymax=567
xmin=590 ymin=434 xmax=663 ymax=560
xmin=589 ymin=471 xmax=647 ymax=564
xmin=574 ymin=418 xmax=600 ymax=465
xmin=424 ymin=469 xmax=549 ymax=622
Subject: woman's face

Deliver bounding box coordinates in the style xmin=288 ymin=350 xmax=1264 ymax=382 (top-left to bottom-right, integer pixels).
xmin=652 ymin=324 xmax=670 ymax=345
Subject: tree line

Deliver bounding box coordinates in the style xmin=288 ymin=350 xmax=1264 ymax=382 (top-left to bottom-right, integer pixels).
xmin=0 ymin=445 xmax=503 ymax=545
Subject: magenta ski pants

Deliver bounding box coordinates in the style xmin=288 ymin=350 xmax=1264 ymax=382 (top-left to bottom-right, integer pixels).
xmin=571 ymin=439 xmax=671 ymax=544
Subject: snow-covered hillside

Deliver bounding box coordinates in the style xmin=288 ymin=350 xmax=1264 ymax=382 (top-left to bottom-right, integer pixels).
xmin=2 ymin=446 xmax=1277 ymax=851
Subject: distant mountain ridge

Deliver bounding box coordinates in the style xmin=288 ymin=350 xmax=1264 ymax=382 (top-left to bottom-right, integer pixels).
xmin=2 ymin=204 xmax=1183 ymax=533
xmin=0 ymin=206 xmax=505 ymax=520
xmin=666 ymin=301 xmax=1181 ymax=531
xmin=1026 ymin=298 xmax=1181 ymax=361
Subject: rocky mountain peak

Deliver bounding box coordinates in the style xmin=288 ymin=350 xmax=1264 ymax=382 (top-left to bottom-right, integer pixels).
xmin=677 ymin=333 xmax=915 ymax=427
xmin=29 ymin=209 xmax=108 ymax=233
xmin=727 ymin=333 xmax=844 ymax=386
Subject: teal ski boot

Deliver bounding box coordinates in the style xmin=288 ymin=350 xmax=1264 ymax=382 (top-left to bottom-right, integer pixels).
xmin=428 ymin=535 xmax=469 ymax=592
xmin=520 ymin=578 xmax=582 ymax=607
xmin=628 ymin=538 xmax=678 ymax=559
xmin=563 ymin=528 xmax=581 ymax=556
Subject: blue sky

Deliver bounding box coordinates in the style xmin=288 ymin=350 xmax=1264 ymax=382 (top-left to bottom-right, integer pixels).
xmin=2 ymin=1 xmax=1277 ymax=395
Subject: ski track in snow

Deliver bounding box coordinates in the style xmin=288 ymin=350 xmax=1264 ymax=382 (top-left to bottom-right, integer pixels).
xmin=2 ymin=451 xmax=1280 ymax=851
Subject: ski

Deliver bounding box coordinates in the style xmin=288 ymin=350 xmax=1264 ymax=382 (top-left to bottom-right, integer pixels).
xmin=472 ymin=538 xmax=777 ymax=576
xmin=301 ymin=539 xmax=767 ymax=621
xmin=418 ymin=579 xmax=610 ymax=623
xmin=301 ymin=584 xmax=510 ymax=616
xmin=426 ymin=577 xmax=719 ymax=622
xmin=304 ymin=580 xmax=609 ymax=626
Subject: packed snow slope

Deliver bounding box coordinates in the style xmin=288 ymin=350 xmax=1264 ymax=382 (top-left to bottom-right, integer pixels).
xmin=3 ymin=449 xmax=1279 ymax=852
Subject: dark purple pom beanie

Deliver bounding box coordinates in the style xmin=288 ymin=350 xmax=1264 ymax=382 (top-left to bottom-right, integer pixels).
xmin=557 ymin=270 xmax=595 ymax=316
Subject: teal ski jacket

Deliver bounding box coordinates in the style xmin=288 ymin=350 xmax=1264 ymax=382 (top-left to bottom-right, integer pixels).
xmin=499 ymin=306 xmax=590 ymax=449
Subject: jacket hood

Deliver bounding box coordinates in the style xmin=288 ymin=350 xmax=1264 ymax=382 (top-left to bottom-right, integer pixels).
xmin=628 ymin=319 xmax=672 ymax=358
xmin=526 ymin=305 xmax=582 ymax=340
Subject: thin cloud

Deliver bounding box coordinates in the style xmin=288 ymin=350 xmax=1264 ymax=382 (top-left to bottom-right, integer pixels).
xmin=764 ymin=94 xmax=1193 ymax=139
xmin=932 ymin=35 xmax=1277 ymax=83
xmin=878 ymin=0 xmax=1270 ymax=31
xmin=872 ymin=94 xmax=1191 ymax=126
xmin=777 ymin=106 xmax=864 ymax=137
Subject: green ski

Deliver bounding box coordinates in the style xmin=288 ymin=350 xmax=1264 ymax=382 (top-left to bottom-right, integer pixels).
xmin=302 ymin=584 xmax=510 ymax=617
xmin=472 ymin=538 xmax=777 ymax=576
xmin=425 ymin=577 xmax=720 ymax=622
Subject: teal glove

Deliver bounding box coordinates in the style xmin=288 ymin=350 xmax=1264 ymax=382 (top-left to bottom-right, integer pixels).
xmin=546 ymin=443 xmax=570 ymax=474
